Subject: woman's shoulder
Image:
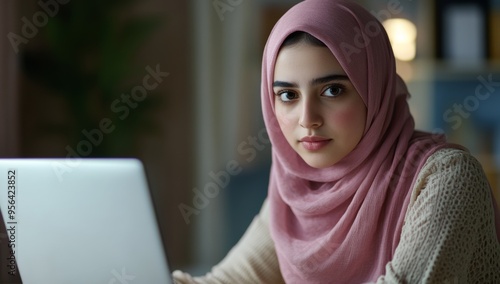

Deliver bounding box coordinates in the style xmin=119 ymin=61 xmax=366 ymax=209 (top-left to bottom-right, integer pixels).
xmin=423 ymin=147 xmax=481 ymax=170
xmin=397 ymin=147 xmax=500 ymax=282
xmin=410 ymin=147 xmax=490 ymax=204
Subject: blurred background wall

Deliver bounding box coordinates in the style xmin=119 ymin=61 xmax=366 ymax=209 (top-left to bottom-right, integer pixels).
xmin=1 ymin=0 xmax=20 ymax=158
xmin=1 ymin=0 xmax=499 ymax=276
xmin=1 ymin=0 xmax=194 ymax=271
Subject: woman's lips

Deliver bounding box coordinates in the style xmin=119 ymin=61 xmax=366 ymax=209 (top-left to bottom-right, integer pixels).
xmin=299 ymin=136 xmax=332 ymax=151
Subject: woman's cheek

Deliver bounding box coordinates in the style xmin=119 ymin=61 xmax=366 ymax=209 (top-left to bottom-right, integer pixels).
xmin=275 ymin=107 xmax=297 ymax=136
xmin=328 ymin=103 xmax=366 ymax=133
xmin=328 ymin=108 xmax=353 ymax=128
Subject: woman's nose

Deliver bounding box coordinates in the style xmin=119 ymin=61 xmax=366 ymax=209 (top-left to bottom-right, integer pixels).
xmin=299 ymin=97 xmax=323 ymax=129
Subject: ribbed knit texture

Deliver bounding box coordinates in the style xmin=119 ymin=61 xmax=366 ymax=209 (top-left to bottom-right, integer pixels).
xmin=377 ymin=149 xmax=500 ymax=283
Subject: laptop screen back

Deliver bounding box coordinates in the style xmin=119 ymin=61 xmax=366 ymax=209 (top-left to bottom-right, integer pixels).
xmin=0 ymin=158 xmax=172 ymax=284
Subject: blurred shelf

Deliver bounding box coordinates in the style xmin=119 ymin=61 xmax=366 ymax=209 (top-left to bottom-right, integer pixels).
xmin=400 ymin=59 xmax=500 ymax=83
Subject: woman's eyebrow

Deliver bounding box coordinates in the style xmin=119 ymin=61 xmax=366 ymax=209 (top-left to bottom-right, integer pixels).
xmin=310 ymin=74 xmax=349 ymax=85
xmin=273 ymin=74 xmax=349 ymax=88
xmin=273 ymin=81 xmax=297 ymax=88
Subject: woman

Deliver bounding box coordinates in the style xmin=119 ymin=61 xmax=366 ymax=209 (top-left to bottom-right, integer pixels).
xmin=174 ymin=0 xmax=500 ymax=282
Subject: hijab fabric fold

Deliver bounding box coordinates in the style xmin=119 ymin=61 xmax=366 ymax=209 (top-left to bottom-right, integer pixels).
xmin=261 ymin=0 xmax=467 ymax=282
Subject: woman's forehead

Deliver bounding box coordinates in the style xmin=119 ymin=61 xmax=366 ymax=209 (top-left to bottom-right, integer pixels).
xmin=273 ymin=44 xmax=346 ymax=81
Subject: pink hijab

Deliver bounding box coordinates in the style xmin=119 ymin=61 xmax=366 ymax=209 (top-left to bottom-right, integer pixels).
xmin=261 ymin=0 xmax=498 ymax=283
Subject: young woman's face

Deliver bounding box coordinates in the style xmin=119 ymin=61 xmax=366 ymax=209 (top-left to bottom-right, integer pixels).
xmin=273 ymin=43 xmax=367 ymax=168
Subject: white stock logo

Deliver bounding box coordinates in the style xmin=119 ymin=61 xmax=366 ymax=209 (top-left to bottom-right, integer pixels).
xmin=108 ymin=267 xmax=135 ymax=284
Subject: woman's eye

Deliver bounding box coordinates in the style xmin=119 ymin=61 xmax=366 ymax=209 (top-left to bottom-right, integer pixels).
xmin=323 ymin=85 xmax=344 ymax=97
xmin=277 ymin=91 xmax=297 ymax=102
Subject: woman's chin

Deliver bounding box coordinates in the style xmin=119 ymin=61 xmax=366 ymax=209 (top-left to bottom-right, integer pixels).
xmin=301 ymin=156 xmax=339 ymax=169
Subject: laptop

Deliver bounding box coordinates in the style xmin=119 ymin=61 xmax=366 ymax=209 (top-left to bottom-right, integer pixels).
xmin=0 ymin=158 xmax=173 ymax=284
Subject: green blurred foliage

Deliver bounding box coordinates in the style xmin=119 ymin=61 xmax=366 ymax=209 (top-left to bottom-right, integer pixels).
xmin=23 ymin=0 xmax=164 ymax=156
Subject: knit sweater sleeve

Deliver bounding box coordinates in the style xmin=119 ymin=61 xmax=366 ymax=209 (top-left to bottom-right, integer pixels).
xmin=172 ymin=198 xmax=285 ymax=284
xmin=377 ymin=148 xmax=500 ymax=283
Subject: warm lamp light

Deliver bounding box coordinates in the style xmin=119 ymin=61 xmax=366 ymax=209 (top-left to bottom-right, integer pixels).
xmin=383 ymin=18 xmax=417 ymax=61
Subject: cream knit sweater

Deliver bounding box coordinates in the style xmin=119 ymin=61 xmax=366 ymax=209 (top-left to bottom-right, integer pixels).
xmin=173 ymin=149 xmax=500 ymax=283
